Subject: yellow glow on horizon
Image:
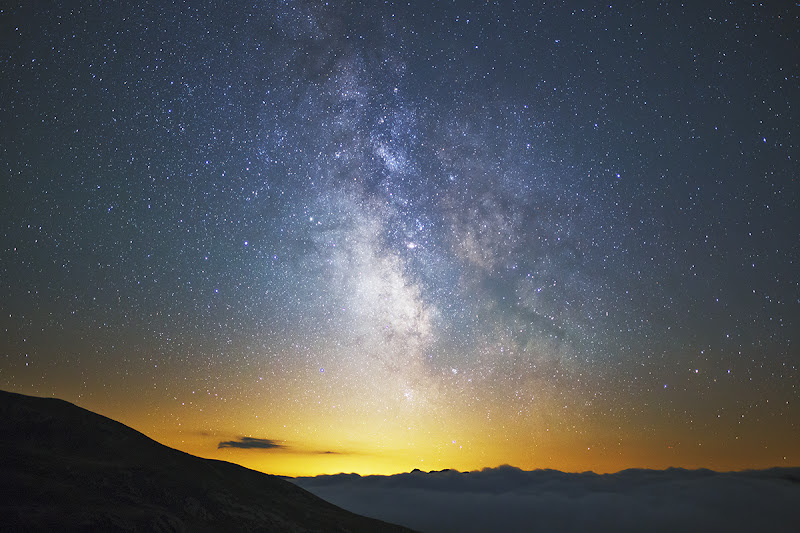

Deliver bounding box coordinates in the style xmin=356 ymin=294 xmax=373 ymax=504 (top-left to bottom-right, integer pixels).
xmin=105 ymin=388 xmax=798 ymax=478
xmin=26 ymin=353 xmax=798 ymax=480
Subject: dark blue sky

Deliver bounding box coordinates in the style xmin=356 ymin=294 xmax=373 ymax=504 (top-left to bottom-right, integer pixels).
xmin=1 ymin=1 xmax=797 ymax=474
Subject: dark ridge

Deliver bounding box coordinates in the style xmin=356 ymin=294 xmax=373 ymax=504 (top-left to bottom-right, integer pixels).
xmin=0 ymin=389 xmax=414 ymax=532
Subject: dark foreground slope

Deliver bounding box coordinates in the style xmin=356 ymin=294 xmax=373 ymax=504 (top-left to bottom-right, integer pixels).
xmin=0 ymin=390 xmax=412 ymax=532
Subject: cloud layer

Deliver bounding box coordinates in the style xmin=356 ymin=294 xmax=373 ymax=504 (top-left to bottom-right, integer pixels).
xmin=293 ymin=466 xmax=800 ymax=533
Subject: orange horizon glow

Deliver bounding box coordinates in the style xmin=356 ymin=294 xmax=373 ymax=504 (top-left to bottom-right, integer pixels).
xmin=11 ymin=380 xmax=795 ymax=479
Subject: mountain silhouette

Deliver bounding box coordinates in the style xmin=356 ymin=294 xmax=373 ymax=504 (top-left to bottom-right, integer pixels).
xmin=0 ymin=389 xmax=413 ymax=532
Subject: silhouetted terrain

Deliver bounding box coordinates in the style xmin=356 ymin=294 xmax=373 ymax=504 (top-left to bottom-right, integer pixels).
xmin=0 ymin=390 xmax=412 ymax=532
xmin=294 ymin=465 xmax=800 ymax=532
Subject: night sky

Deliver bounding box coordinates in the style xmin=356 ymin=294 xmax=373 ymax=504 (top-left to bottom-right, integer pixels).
xmin=2 ymin=1 xmax=797 ymax=477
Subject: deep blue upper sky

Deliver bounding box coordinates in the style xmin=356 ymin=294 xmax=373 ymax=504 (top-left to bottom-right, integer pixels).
xmin=1 ymin=1 xmax=797 ymax=473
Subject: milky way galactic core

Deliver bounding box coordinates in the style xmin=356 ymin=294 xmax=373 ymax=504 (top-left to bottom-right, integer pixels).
xmin=1 ymin=1 xmax=797 ymax=475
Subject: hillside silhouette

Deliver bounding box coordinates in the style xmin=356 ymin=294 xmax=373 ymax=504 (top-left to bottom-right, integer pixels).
xmin=0 ymin=389 xmax=412 ymax=532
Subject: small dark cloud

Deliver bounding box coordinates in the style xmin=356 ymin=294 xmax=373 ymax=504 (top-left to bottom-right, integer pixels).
xmin=218 ymin=437 xmax=285 ymax=450
xmin=216 ymin=436 xmax=354 ymax=455
xmin=300 ymin=449 xmax=352 ymax=456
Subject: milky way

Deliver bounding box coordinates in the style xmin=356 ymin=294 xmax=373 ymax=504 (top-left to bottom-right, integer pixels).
xmin=1 ymin=1 xmax=797 ymax=475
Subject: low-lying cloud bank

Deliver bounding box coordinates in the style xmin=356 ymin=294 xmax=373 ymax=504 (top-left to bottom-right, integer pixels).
xmin=292 ymin=465 xmax=799 ymax=533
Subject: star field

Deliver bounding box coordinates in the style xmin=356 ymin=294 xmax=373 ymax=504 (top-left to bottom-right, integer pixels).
xmin=1 ymin=1 xmax=797 ymax=475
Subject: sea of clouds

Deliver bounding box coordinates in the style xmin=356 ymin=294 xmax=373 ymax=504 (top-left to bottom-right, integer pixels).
xmin=292 ymin=465 xmax=799 ymax=532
